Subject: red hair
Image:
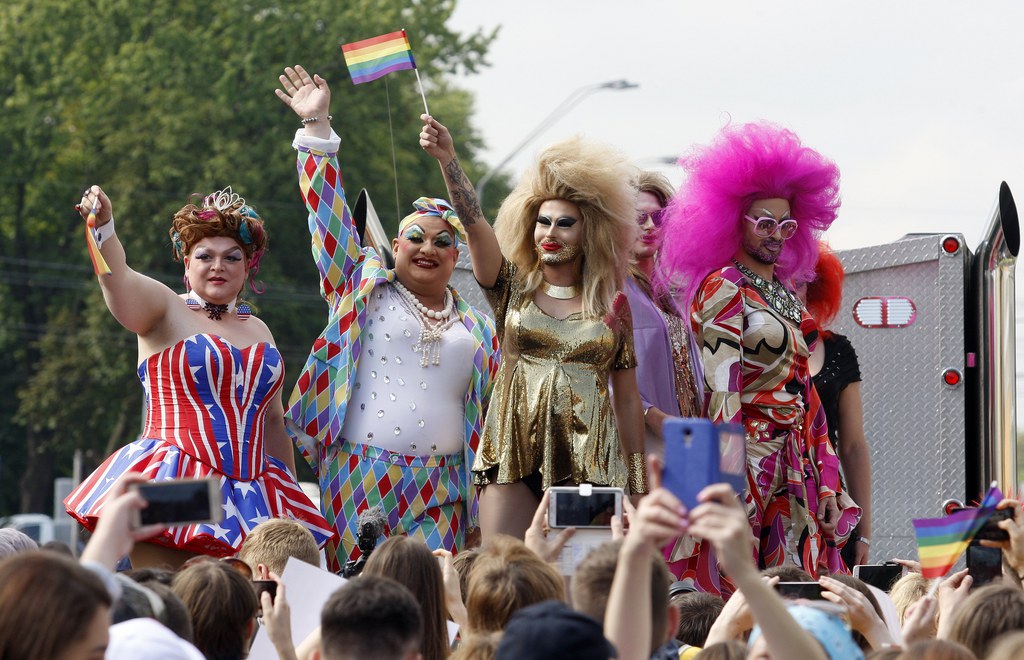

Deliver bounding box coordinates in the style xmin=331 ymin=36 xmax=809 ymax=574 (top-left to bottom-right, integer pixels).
xmin=806 ymin=244 xmax=844 ymax=331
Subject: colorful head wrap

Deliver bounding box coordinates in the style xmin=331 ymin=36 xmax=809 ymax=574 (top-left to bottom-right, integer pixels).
xmin=398 ymin=197 xmax=466 ymax=245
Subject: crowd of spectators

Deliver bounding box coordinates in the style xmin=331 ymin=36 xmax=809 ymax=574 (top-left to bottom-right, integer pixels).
xmin=3 ymin=462 xmax=1024 ymax=660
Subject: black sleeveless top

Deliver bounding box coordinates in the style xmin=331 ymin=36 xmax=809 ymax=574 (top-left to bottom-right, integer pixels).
xmin=811 ymin=333 xmax=862 ymax=454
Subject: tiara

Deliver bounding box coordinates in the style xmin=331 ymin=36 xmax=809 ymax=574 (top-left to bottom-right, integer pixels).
xmin=203 ymin=186 xmax=245 ymax=211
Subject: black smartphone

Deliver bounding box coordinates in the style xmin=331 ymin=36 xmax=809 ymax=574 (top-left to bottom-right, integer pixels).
xmin=775 ymin=581 xmax=825 ymax=600
xmin=253 ymin=580 xmax=278 ymax=601
xmin=949 ymin=506 xmax=1012 ymax=541
xmin=966 ymin=544 xmax=1003 ymax=588
xmin=129 ymin=478 xmax=222 ymax=527
xmin=853 ymin=562 xmax=904 ymax=592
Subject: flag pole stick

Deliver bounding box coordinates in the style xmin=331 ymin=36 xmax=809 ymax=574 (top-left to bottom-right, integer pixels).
xmin=384 ymin=77 xmax=402 ymax=226
xmin=414 ymin=69 xmax=430 ymax=116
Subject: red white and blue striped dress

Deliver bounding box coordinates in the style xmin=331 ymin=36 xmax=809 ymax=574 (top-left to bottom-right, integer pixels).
xmin=65 ymin=333 xmax=333 ymax=556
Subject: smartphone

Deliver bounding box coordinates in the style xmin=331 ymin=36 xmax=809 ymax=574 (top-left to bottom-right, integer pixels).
xmin=253 ymin=580 xmax=278 ymax=601
xmin=853 ymin=562 xmax=904 ymax=592
xmin=662 ymin=418 xmax=746 ymax=510
xmin=775 ymin=581 xmax=825 ymax=600
xmin=948 ymin=506 xmax=1012 ymax=541
xmin=547 ymin=486 xmax=623 ymax=529
xmin=129 ymin=478 xmax=222 ymax=527
xmin=547 ymin=486 xmax=623 ymax=577
xmin=966 ymin=544 xmax=1003 ymax=588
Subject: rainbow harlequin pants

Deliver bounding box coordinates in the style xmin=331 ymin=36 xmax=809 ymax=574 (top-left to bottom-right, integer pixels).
xmin=320 ymin=438 xmax=465 ymax=573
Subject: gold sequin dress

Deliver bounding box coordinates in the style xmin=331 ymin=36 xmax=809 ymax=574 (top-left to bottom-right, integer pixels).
xmin=472 ymin=260 xmax=637 ymax=489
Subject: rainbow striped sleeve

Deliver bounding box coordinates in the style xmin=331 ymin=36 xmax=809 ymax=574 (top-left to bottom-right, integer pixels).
xmin=341 ymin=30 xmax=416 ymax=85
xmin=912 ymin=485 xmax=1003 ymax=578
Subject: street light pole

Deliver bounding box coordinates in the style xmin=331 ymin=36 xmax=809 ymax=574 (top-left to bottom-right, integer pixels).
xmin=476 ymin=79 xmax=639 ymax=207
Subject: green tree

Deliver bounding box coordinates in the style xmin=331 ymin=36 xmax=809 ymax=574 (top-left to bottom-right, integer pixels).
xmin=0 ymin=0 xmax=505 ymax=514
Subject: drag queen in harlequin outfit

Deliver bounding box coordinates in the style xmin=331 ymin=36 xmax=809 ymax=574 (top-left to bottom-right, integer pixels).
xmin=419 ymin=114 xmax=647 ymax=542
xmin=65 ymin=184 xmax=332 ymax=568
xmin=276 ymin=67 xmax=500 ymax=572
xmin=658 ymin=122 xmax=861 ymax=594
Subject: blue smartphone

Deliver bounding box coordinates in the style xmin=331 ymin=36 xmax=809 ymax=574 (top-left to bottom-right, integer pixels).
xmin=662 ymin=418 xmax=747 ymax=510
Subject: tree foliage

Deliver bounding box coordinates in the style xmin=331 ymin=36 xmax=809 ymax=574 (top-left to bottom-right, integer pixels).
xmin=0 ymin=0 xmax=504 ymax=514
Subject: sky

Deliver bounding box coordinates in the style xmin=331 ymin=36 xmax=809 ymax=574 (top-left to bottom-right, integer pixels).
xmin=448 ymin=0 xmax=1024 ymax=416
xmin=448 ymin=1 xmax=1024 ymax=252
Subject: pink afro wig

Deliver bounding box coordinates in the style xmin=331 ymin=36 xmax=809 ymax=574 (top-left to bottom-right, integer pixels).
xmin=657 ymin=121 xmax=841 ymax=307
xmin=806 ymin=243 xmax=845 ymax=334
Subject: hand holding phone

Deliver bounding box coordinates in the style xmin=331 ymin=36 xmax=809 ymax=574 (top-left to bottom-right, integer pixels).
xmin=546 ymin=486 xmax=623 ymax=575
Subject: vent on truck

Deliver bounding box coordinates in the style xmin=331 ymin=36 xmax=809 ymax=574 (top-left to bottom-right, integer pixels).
xmin=852 ymin=296 xmax=917 ymax=328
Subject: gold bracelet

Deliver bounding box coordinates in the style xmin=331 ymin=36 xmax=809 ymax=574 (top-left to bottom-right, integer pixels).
xmin=628 ymin=452 xmax=649 ymax=495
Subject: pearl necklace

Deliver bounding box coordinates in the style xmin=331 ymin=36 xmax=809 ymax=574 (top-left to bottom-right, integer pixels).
xmin=391 ymin=279 xmax=459 ymax=367
xmin=730 ymin=260 xmax=804 ymax=325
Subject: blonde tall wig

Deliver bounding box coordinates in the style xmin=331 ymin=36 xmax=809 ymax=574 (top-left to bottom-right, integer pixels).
xmin=494 ymin=136 xmax=637 ymax=319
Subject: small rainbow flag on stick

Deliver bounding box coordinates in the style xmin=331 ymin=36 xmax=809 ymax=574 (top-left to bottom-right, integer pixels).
xmin=84 ymin=201 xmax=112 ymax=276
xmin=341 ymin=29 xmax=429 ymax=115
xmin=912 ymin=483 xmax=1004 ymax=579
xmin=342 ymin=30 xmax=417 ymax=85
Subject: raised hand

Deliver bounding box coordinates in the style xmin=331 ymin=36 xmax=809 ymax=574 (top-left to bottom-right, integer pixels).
xmin=419 ymin=114 xmax=456 ymax=164
xmin=77 ymin=185 xmax=113 ymax=227
xmin=275 ymin=65 xmax=331 ymax=123
xmin=524 ymin=489 xmax=576 ymax=563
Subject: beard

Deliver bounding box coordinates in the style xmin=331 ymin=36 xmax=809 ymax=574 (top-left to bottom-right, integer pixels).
xmin=536 ymin=241 xmax=581 ymax=265
xmin=742 ymin=236 xmax=783 ymax=265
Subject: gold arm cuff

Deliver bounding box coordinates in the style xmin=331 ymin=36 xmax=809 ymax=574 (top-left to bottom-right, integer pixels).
xmin=628 ymin=452 xmax=649 ymax=495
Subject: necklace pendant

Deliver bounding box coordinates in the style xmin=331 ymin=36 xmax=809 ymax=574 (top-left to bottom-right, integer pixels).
xmin=204 ymin=302 xmax=229 ymax=321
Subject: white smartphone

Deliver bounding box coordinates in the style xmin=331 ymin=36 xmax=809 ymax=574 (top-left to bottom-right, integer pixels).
xmin=547 ymin=485 xmax=623 ymax=576
xmin=129 ymin=478 xmax=223 ymax=527
xmin=547 ymin=485 xmax=623 ymax=529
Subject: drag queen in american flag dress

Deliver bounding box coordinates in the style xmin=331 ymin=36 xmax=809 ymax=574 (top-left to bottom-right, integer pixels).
xmin=65 ymin=184 xmax=332 ymax=567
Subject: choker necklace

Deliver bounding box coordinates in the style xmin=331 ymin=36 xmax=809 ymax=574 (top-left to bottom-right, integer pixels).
xmin=540 ymin=281 xmax=581 ymax=300
xmin=184 ymin=293 xmax=251 ymax=321
xmin=730 ymin=260 xmax=804 ymax=325
xmin=391 ymin=280 xmax=459 ymax=367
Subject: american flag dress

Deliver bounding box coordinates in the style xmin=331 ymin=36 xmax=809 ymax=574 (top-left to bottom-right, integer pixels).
xmin=65 ymin=333 xmax=334 ymax=556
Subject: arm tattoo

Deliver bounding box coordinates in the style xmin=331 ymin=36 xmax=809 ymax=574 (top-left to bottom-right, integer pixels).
xmin=443 ymin=157 xmax=484 ymax=226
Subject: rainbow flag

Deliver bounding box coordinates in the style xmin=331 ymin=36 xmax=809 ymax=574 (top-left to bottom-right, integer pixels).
xmin=912 ymin=485 xmax=1004 ymax=579
xmin=341 ymin=30 xmax=417 ymax=85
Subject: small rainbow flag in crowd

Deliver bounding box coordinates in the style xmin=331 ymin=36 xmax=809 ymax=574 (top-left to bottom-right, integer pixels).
xmin=912 ymin=484 xmax=1004 ymax=579
xmin=341 ymin=30 xmax=417 ymax=85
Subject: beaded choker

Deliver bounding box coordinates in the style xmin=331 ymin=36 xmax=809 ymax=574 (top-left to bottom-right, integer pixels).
xmin=730 ymin=260 xmax=804 ymax=325
xmin=185 ymin=293 xmax=251 ymax=321
xmin=391 ymin=280 xmax=459 ymax=367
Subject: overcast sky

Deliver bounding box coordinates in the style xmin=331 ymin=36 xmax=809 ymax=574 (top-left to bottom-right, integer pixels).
xmin=449 ymin=0 xmax=1024 ymax=252
xmin=448 ymin=0 xmax=1024 ymax=411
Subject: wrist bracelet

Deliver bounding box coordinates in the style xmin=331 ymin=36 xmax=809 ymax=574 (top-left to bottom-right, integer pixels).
xmin=627 ymin=452 xmax=649 ymax=495
xmin=643 ymin=406 xmax=652 ymax=419
xmin=856 ymin=535 xmax=871 ymax=546
xmin=300 ymin=114 xmax=333 ymax=125
xmin=93 ymin=216 xmax=116 ymax=248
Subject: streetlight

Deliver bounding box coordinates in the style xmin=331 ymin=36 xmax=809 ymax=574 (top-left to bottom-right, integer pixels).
xmin=475 ymin=79 xmax=640 ymax=207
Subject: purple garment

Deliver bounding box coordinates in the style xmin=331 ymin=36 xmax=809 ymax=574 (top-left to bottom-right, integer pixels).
xmin=625 ymin=278 xmax=681 ymax=416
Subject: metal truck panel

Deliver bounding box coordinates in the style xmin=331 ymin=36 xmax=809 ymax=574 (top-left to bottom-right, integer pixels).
xmin=836 ymin=235 xmax=969 ymax=563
